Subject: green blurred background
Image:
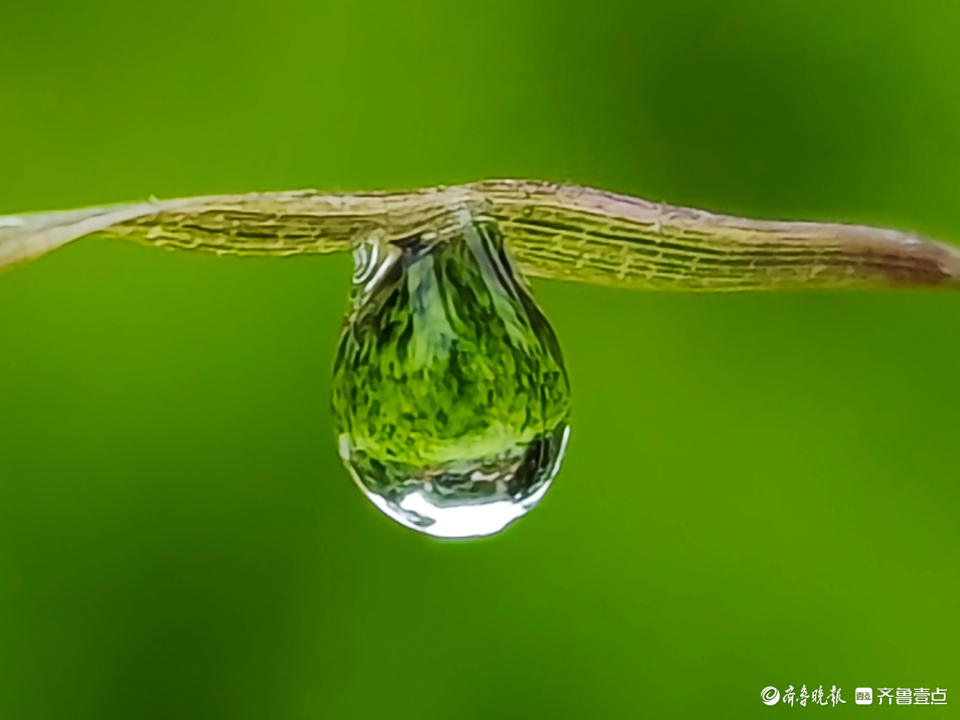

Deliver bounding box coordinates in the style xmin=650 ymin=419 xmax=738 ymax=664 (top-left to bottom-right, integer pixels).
xmin=1 ymin=0 xmax=957 ymax=717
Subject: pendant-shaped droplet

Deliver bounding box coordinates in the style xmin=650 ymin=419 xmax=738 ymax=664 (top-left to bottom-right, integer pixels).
xmin=331 ymin=208 xmax=571 ymax=538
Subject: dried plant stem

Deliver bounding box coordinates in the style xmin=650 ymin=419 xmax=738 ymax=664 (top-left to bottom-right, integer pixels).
xmin=2 ymin=180 xmax=958 ymax=291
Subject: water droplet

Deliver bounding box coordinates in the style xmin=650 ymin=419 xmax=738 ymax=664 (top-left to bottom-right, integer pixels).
xmin=331 ymin=207 xmax=572 ymax=538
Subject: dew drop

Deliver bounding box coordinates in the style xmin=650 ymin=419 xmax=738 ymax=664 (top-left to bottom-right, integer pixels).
xmin=331 ymin=208 xmax=572 ymax=538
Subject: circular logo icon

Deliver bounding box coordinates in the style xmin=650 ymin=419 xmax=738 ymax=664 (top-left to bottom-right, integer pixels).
xmin=761 ymin=687 xmax=781 ymax=705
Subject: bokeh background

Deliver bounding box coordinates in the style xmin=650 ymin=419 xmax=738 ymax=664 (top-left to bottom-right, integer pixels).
xmin=1 ymin=1 xmax=958 ymax=717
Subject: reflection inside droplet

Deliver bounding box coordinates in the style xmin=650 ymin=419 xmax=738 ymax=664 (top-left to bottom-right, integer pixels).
xmin=331 ymin=206 xmax=572 ymax=538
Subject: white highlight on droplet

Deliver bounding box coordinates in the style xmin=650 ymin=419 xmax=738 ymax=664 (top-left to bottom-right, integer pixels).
xmin=364 ymin=478 xmax=555 ymax=539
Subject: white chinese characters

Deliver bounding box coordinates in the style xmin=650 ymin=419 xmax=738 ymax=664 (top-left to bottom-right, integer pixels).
xmin=775 ymin=686 xmax=844 ymax=707
xmin=764 ymin=686 xmax=947 ymax=707
xmin=876 ymin=688 xmax=948 ymax=705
